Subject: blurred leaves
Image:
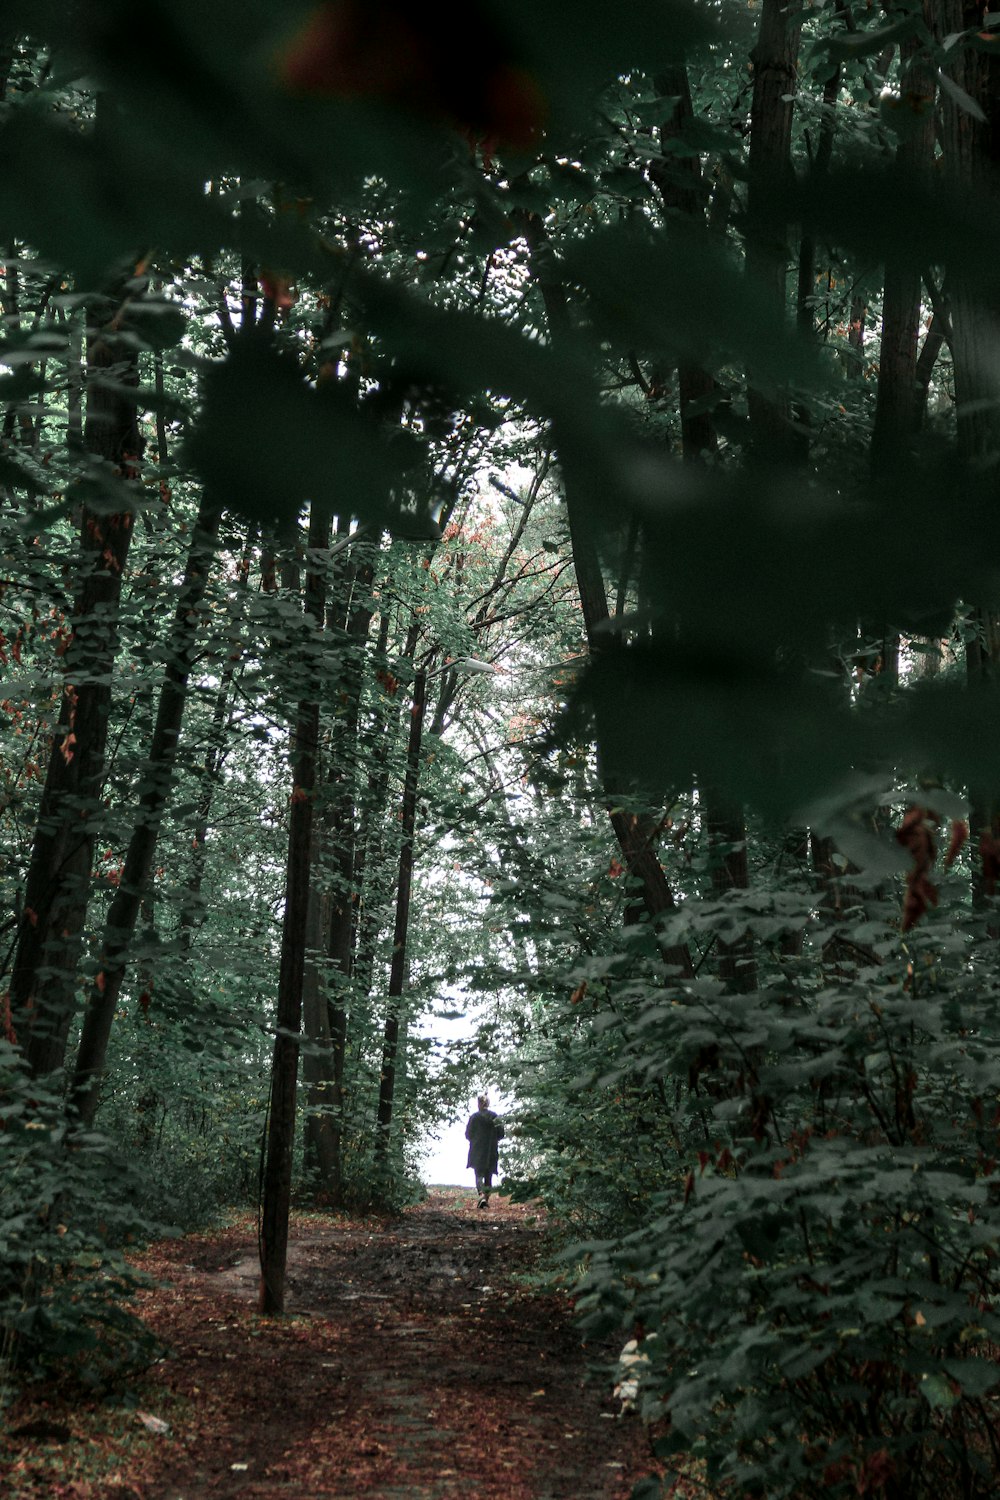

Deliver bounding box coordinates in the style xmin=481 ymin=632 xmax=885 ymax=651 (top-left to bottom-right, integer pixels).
xmin=936 ymin=68 xmax=988 ymax=124
xmin=125 ymin=303 xmax=188 ymax=352
xmin=563 ymin=224 xmax=823 ymax=388
xmin=777 ymin=161 xmax=1000 ymax=278
xmin=558 ymin=442 xmax=1000 ymax=813
xmin=0 ymin=0 xmax=719 ymax=287
xmin=581 ymin=643 xmax=1000 ymax=818
xmin=808 ymin=14 xmax=917 ymax=65
xmin=5 ymin=0 xmax=999 ymax=829
xmin=186 ymin=337 xmax=424 ymax=532
xmin=0 ymin=103 xmax=226 ymax=289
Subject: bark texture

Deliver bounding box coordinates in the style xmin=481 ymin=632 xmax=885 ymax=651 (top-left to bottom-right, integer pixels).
xmin=11 ymin=283 xmax=142 ymax=1075
xmin=938 ymin=6 xmax=1000 ymax=904
xmin=650 ymin=63 xmax=717 ymax=462
xmin=524 ymin=215 xmax=693 ymax=975
xmin=259 ymin=501 xmax=328 ymax=1315
xmin=705 ymin=793 xmax=757 ymax=993
xmin=374 ymin=667 xmax=426 ymax=1161
xmin=871 ymin=9 xmax=936 ymax=475
xmin=302 ymin=532 xmax=379 ymax=1201
xmin=745 ymin=0 xmax=805 ymax=467
xmin=71 ymin=493 xmax=223 ymax=1127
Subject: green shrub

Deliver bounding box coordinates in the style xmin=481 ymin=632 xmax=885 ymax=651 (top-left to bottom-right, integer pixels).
xmin=574 ymin=910 xmax=1000 ymax=1500
xmin=0 ymin=1043 xmax=162 ymax=1396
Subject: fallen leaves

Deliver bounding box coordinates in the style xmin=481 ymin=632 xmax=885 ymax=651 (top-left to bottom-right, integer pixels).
xmin=4 ymin=1194 xmax=661 ymax=1500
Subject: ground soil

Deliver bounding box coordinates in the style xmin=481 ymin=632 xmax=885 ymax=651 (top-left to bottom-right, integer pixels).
xmin=3 ymin=1190 xmax=668 ymax=1499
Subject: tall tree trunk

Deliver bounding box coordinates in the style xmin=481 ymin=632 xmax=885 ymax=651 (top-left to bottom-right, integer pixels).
xmin=523 ymin=216 xmax=693 ymax=975
xmin=301 ymin=875 xmax=341 ymax=1195
xmin=939 ymin=3 xmax=1000 ymax=470
xmin=871 ymin=10 xmax=936 ymax=475
xmin=797 ymin=62 xmax=841 ymax=335
xmin=745 ymin=0 xmax=806 ymax=467
xmin=177 ymin=527 xmax=256 ymax=951
xmin=353 ymin=617 xmax=416 ymax=1000
xmin=650 ymin=75 xmax=754 ymax=967
xmin=650 ymin=64 xmax=717 ymax=462
xmin=847 ymin=294 xmax=866 ymax=379
xmin=70 ymin=491 xmax=223 ymax=1127
xmin=302 ymin=532 xmax=379 ymax=1202
xmin=778 ymin=827 xmax=811 ymax=960
xmin=704 ymin=792 xmax=757 ymax=992
xmin=10 ymin=280 xmax=143 ymax=1072
xmin=914 ymin=308 xmax=948 ymax=428
xmin=258 ymin=501 xmax=329 ymax=1315
xmin=373 ymin=667 xmax=426 ymax=1165
xmin=65 ymin=305 xmax=85 ymax=454
xmin=966 ymin=610 xmax=1000 ymax=913
xmin=351 ymin=736 xmax=400 ymax=1000
xmin=938 ymin=5 xmax=1000 ymax=906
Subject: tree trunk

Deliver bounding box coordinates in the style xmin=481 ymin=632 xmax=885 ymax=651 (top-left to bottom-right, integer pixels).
xmin=351 ymin=737 xmax=400 ymax=1000
xmin=353 ymin=617 xmax=416 ymax=1000
xmin=11 ymin=281 xmax=143 ymax=1072
xmin=650 ymin=64 xmax=717 ymax=461
xmin=914 ymin=310 xmax=948 ymax=428
xmin=301 ymin=532 xmax=379 ymax=1202
xmin=938 ymin=2 xmax=1000 ymax=469
xmin=871 ymin=10 xmax=936 ymax=475
xmin=176 ymin=527 xmax=256 ymax=950
xmin=966 ymin=609 xmax=1000 ymax=912
xmin=524 ymin=215 xmax=694 ymax=974
xmin=373 ymin=667 xmax=426 ymax=1166
xmin=847 ymin=294 xmax=866 ymax=379
xmin=704 ymin=792 xmax=757 ymax=993
xmin=70 ymin=491 xmax=223 ymax=1127
xmin=797 ymin=62 xmax=841 ymax=334
xmin=938 ymin=5 xmax=1000 ymax=907
xmin=778 ymin=827 xmax=811 ymax=960
xmin=745 ymin=0 xmax=806 ymax=467
xmin=301 ymin=876 xmax=341 ymax=1195
xmin=258 ymin=501 xmax=329 ymax=1315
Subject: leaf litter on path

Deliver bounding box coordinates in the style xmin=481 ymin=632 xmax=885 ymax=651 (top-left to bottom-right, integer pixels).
xmin=3 ymin=1188 xmax=666 ymax=1498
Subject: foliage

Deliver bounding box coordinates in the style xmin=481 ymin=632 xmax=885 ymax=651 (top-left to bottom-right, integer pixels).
xmin=570 ymin=877 xmax=1000 ymax=1499
xmin=3 ymin=2 xmax=1000 ymax=1494
xmin=0 ymin=1045 xmax=162 ymax=1395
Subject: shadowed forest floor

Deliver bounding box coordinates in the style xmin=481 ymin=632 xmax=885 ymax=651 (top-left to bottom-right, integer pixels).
xmin=3 ymin=1189 xmax=677 ymax=1498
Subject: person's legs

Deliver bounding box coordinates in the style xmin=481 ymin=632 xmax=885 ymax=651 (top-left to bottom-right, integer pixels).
xmin=475 ymin=1171 xmax=492 ymax=1207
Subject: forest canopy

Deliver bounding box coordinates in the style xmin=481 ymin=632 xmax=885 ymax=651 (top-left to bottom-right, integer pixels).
xmin=4 ymin=2 xmax=1000 ymax=1496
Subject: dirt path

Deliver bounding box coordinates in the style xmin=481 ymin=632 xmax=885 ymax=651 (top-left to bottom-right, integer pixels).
xmin=5 ymin=1190 xmax=662 ymax=1499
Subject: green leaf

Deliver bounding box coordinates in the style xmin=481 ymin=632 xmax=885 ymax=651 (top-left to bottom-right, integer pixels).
xmin=0 ymin=103 xmax=225 ymax=286
xmin=936 ymin=68 xmax=988 ymax=123
xmin=125 ymin=303 xmax=188 ymax=351
xmin=919 ymin=1372 xmax=959 ymax=1409
xmin=811 ymin=16 xmax=917 ymax=63
xmin=823 ymin=825 xmax=908 ymax=880
xmin=0 ymin=453 xmax=49 ymax=497
xmin=943 ymin=1357 xmax=1000 ymax=1398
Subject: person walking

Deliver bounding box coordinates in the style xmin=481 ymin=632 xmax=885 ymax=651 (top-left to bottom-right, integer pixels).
xmin=465 ymin=1094 xmax=504 ymax=1209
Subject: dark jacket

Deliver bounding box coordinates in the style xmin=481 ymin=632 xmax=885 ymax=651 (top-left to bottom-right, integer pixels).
xmin=465 ymin=1108 xmax=504 ymax=1175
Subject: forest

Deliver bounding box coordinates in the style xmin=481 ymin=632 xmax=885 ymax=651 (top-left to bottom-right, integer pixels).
xmin=3 ymin=0 xmax=1000 ymax=1496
